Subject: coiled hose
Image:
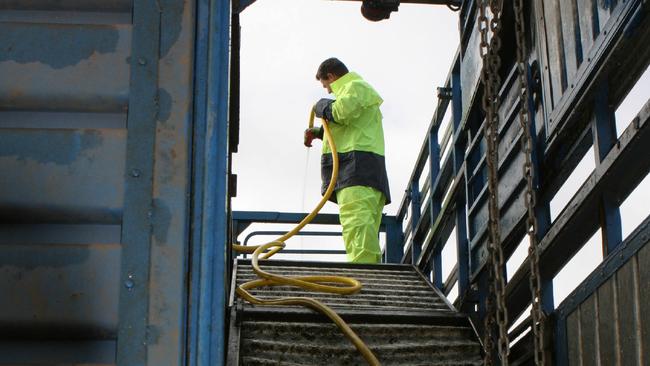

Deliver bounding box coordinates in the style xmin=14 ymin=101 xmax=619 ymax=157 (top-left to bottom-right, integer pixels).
xmin=231 ymin=109 xmax=381 ymax=366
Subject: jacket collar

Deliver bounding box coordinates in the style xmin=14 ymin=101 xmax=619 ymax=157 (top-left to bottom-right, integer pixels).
xmin=330 ymin=72 xmax=360 ymax=95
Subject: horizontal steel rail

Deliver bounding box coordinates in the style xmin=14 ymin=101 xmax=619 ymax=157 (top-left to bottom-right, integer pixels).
xmin=232 ymin=210 xmax=404 ymax=263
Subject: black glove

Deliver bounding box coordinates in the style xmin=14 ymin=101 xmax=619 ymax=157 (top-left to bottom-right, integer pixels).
xmin=314 ymin=98 xmax=335 ymax=122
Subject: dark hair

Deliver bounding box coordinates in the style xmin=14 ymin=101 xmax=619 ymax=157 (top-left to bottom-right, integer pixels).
xmin=315 ymin=58 xmax=349 ymax=80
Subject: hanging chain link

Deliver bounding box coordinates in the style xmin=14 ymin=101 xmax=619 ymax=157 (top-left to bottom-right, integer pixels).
xmin=477 ymin=4 xmax=495 ymax=363
xmin=477 ymin=0 xmax=509 ymax=365
xmin=512 ymin=0 xmax=547 ymax=364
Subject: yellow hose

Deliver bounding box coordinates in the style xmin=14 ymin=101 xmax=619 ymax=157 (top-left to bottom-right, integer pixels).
xmin=231 ymin=108 xmax=381 ymax=366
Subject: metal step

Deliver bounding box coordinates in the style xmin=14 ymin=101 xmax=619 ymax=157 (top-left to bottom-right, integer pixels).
xmin=232 ymin=260 xmax=455 ymax=314
xmin=228 ymin=260 xmax=482 ymax=365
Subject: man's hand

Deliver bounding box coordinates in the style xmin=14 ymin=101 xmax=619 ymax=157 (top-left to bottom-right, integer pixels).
xmin=304 ymin=127 xmax=323 ymax=147
xmin=314 ymin=98 xmax=335 ymax=122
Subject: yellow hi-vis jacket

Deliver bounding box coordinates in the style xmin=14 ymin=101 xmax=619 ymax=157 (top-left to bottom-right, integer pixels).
xmin=320 ymin=72 xmax=391 ymax=204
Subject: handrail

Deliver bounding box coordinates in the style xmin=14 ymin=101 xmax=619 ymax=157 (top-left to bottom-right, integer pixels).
xmin=396 ymin=78 xmax=455 ymax=223
xmin=237 ymin=230 xmax=346 ymax=258
xmin=242 ymin=230 xmax=344 ymax=247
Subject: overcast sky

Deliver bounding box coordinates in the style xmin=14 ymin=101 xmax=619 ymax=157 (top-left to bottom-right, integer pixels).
xmin=233 ymin=0 xmax=459 ymax=216
xmin=231 ymin=0 xmax=650 ymax=306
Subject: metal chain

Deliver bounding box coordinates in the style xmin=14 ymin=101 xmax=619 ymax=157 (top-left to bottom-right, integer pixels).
xmin=477 ymin=0 xmax=509 ymax=364
xmin=477 ymin=6 xmax=496 ymax=364
xmin=512 ymin=0 xmax=547 ymax=364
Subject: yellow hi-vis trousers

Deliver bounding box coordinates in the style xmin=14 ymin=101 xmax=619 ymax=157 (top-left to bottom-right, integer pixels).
xmin=336 ymin=186 xmax=386 ymax=264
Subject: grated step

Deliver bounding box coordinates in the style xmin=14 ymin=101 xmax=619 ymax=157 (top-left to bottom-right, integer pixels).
xmin=239 ymin=322 xmax=482 ymax=366
xmin=231 ymin=260 xmax=481 ymax=365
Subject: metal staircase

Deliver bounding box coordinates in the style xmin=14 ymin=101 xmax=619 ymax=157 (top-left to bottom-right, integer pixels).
xmin=227 ymin=260 xmax=483 ymax=365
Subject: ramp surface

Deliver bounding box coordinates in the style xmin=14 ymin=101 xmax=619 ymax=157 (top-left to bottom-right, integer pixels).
xmin=228 ymin=260 xmax=483 ymax=365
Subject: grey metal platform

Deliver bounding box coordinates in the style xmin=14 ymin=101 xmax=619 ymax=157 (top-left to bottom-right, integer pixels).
xmin=227 ymin=259 xmax=483 ymax=365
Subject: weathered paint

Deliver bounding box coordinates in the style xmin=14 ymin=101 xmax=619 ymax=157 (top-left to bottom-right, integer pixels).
xmin=0 ymin=23 xmax=119 ymax=69
xmin=0 ymin=0 xmax=132 ymax=12
xmin=0 ymin=0 xmax=204 ymax=364
xmin=0 ymin=243 xmax=120 ymax=338
xmin=146 ymin=0 xmax=195 ymax=363
xmin=0 ymin=24 xmax=131 ymax=112
xmin=0 ymin=129 xmax=125 ymax=224
xmin=159 ymin=0 xmax=185 ymax=58
xmin=115 ymin=0 xmax=161 ymax=363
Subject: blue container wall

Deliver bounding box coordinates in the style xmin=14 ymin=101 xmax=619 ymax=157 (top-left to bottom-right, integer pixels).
xmin=0 ymin=1 xmax=232 ymax=365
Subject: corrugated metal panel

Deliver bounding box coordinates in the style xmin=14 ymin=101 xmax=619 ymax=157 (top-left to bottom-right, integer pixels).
xmin=563 ymin=233 xmax=650 ymax=365
xmin=596 ymin=280 xmax=618 ymax=365
xmin=0 ymin=0 xmax=197 ymax=364
xmin=0 ymin=3 xmax=132 ymax=363
xmin=0 ymin=23 xmax=130 ymax=112
xmin=0 ymin=243 xmax=120 ymax=338
xmin=579 ymin=295 xmax=598 ymax=365
xmin=231 ymin=260 xmax=482 ymax=365
xmin=617 ymin=258 xmax=641 ymax=365
xmin=0 ymin=129 xmax=126 ymax=223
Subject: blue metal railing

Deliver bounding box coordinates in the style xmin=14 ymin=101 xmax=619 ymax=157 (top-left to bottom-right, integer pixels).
xmin=232 ymin=211 xmax=404 ymax=263
xmin=240 ymin=230 xmax=345 ymax=257
xmin=393 ymin=0 xmax=650 ymax=364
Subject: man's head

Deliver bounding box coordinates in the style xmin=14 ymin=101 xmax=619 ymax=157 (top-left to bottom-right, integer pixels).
xmin=316 ymin=57 xmax=349 ymax=93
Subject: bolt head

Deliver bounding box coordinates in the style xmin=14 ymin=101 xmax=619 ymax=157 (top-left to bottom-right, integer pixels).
xmin=125 ymin=279 xmax=135 ymax=290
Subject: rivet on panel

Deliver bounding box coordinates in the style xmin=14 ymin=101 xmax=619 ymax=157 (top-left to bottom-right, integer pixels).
xmin=138 ymin=58 xmax=147 ymax=65
xmin=125 ymin=273 xmax=135 ymax=290
xmin=131 ymin=169 xmax=141 ymax=178
xmin=125 ymin=278 xmax=135 ymax=290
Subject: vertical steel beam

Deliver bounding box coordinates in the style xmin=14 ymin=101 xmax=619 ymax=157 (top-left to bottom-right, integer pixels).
xmin=187 ymin=0 xmax=210 ymax=364
xmin=592 ymin=83 xmax=623 ymax=255
xmin=451 ymin=64 xmax=470 ymax=298
xmin=117 ymin=0 xmax=161 ymax=364
xmin=202 ymin=0 xmax=231 ymax=364
xmin=428 ymin=129 xmax=442 ymax=220
xmin=432 ymin=249 xmax=443 ymax=289
xmin=428 ymin=128 xmax=442 ymax=285
xmin=554 ymin=314 xmax=569 ymax=365
xmin=384 ymin=216 xmax=404 ymax=263
xmin=188 ymin=0 xmax=231 ymax=365
xmin=409 ymin=180 xmax=422 ymax=264
xmin=526 ymin=62 xmax=555 ymax=316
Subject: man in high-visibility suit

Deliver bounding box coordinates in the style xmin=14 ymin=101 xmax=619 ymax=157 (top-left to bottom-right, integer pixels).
xmin=304 ymin=57 xmax=390 ymax=264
